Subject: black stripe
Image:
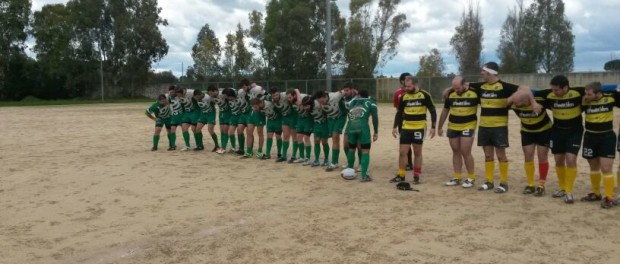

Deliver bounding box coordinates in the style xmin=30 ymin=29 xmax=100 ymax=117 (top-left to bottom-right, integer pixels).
xmin=522 ymin=117 xmax=552 ymax=131
xmin=449 ymin=115 xmax=477 ymax=124
xmin=585 ymin=121 xmax=613 ymax=132
xmin=403 ymin=114 xmax=427 ymax=121
xmin=553 ymin=116 xmax=582 ymax=129
xmin=481 ymin=108 xmax=508 ymax=116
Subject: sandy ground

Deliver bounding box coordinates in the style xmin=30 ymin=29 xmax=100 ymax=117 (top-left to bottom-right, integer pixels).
xmin=1 ymin=103 xmax=620 ymax=264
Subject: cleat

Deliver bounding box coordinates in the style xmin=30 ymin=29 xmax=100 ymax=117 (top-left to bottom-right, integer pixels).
xmin=167 ymin=146 xmax=176 ymax=151
xmin=478 ymin=181 xmax=494 ymax=191
xmin=310 ymin=161 xmax=320 ymax=167
xmin=211 ymin=146 xmax=219 ymax=152
xmin=389 ymin=175 xmax=405 ymax=183
xmin=412 ymin=175 xmax=420 ymax=185
xmin=151 ymin=147 xmax=158 ymax=151
xmin=552 ymin=189 xmax=566 ymax=198
xmin=523 ymin=186 xmax=536 ymax=194
xmin=495 ymin=183 xmax=509 ymax=193
xmin=461 ymin=178 xmax=475 ymax=188
xmin=601 ymin=197 xmax=614 ymax=209
xmin=580 ymin=193 xmax=602 ymax=202
xmin=256 ymin=151 xmax=264 ymax=158
xmin=564 ymin=193 xmax=574 ymax=204
xmin=302 ymin=159 xmax=311 ymax=166
xmin=360 ymin=176 xmax=372 ymax=182
xmin=321 ymin=160 xmax=329 ymax=167
xmin=180 ymin=147 xmax=191 ymax=151
xmin=405 ymin=164 xmax=413 ymax=171
xmin=445 ymin=178 xmax=461 ymax=186
xmin=215 ymin=148 xmax=226 ymax=154
xmin=235 ymin=149 xmax=245 ymax=155
xmin=241 ymin=153 xmax=252 ymax=159
xmin=259 ymin=154 xmax=271 ymax=160
xmin=194 ymin=146 xmax=204 ymax=151
xmin=293 ymin=158 xmax=305 ymax=164
xmin=533 ymin=185 xmax=546 ymax=197
xmin=276 ymin=156 xmax=287 ymax=162
xmin=326 ymin=163 xmax=339 ymax=172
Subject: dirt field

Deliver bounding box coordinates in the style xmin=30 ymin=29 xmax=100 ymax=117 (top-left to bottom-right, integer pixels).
xmin=1 ymin=103 xmax=619 ymax=264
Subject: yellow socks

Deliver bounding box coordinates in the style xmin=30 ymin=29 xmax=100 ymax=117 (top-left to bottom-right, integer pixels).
xmin=524 ymin=161 xmax=535 ymax=186
xmin=603 ymin=172 xmax=614 ymax=199
xmin=485 ymin=161 xmax=494 ymax=183
xmin=590 ymin=171 xmax=602 ymax=195
xmin=499 ymin=162 xmax=509 ymax=183
xmin=454 ymin=172 xmax=462 ymax=180
xmin=565 ymin=167 xmax=577 ymax=193
xmin=556 ymin=166 xmax=566 ymax=191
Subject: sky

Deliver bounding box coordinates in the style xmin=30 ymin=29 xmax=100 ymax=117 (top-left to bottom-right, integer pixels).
xmin=31 ymin=0 xmax=620 ymax=77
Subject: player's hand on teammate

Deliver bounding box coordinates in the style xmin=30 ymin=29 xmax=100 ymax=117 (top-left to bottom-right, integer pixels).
xmin=392 ymin=127 xmax=399 ymax=138
xmin=531 ymin=101 xmax=543 ymax=114
xmin=373 ymin=133 xmax=378 ymax=142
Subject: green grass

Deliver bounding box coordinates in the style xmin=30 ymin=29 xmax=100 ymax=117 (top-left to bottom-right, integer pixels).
xmin=0 ymin=98 xmax=154 ymax=107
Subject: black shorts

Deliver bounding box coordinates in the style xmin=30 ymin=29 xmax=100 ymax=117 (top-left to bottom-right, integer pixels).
xmin=582 ymin=131 xmax=616 ymax=159
xmin=521 ymin=130 xmax=551 ymax=147
xmin=447 ymin=129 xmax=475 ymax=139
xmin=400 ymin=129 xmax=425 ymax=145
xmin=477 ymin=127 xmax=508 ymax=148
xmin=550 ymin=127 xmax=583 ymax=155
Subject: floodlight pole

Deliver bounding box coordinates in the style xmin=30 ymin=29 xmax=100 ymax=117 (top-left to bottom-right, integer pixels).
xmin=326 ymin=0 xmax=332 ymax=91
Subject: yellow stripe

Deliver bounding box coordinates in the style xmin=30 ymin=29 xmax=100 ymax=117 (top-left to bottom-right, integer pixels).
xmin=480 ymin=116 xmax=508 ymax=128
xmin=448 ymin=120 xmax=477 ymax=130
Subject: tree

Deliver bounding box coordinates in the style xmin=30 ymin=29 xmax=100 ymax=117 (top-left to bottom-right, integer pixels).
xmin=149 ymin=70 xmax=178 ymax=84
xmin=233 ymin=23 xmax=253 ymax=76
xmin=528 ymin=0 xmax=574 ymax=73
xmin=264 ymin=0 xmax=344 ymax=80
xmin=496 ymin=0 xmax=538 ymax=73
xmin=417 ymin=48 xmax=445 ymax=77
xmin=221 ymin=32 xmax=236 ymax=79
xmin=0 ymin=0 xmax=31 ymax=99
xmin=248 ymin=10 xmax=271 ymax=80
xmin=342 ymin=0 xmax=409 ymax=78
xmin=450 ymin=3 xmax=484 ymax=75
xmin=191 ymin=23 xmax=221 ymax=80
xmin=604 ymin=59 xmax=620 ymax=71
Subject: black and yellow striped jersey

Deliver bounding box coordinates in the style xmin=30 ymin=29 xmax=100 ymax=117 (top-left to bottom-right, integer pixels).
xmin=394 ymin=90 xmax=436 ymax=130
xmin=535 ymin=87 xmax=584 ymax=129
xmin=444 ymin=89 xmax=479 ymax=131
xmin=511 ymin=97 xmax=552 ymax=133
xmin=582 ymin=92 xmax=620 ymax=133
xmin=469 ymin=80 xmax=519 ymax=128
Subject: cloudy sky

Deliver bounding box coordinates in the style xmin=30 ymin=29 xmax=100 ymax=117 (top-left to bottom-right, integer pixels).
xmin=32 ymin=0 xmax=620 ymax=77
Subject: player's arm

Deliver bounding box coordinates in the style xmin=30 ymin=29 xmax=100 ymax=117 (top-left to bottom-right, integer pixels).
xmin=392 ymin=95 xmax=405 ymax=138
xmin=437 ymin=105 xmax=449 ymax=137
xmin=371 ymin=102 xmax=379 ymax=141
xmin=294 ymin=89 xmax=303 ymax=107
xmin=145 ymin=107 xmax=158 ymax=121
xmin=425 ymin=92 xmax=437 ymax=138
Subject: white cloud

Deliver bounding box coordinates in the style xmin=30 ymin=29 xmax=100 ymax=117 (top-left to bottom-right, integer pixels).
xmin=31 ymin=0 xmax=620 ymax=77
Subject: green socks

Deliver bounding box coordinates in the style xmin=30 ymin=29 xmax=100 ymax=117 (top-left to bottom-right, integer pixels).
xmin=361 ymin=153 xmax=370 ymax=178
xmin=238 ymin=134 xmax=245 ymax=152
xmin=305 ymin=146 xmax=311 ymax=160
xmin=332 ymin=148 xmax=340 ymax=165
xmin=276 ymin=139 xmax=282 ymax=157
xmin=266 ymin=138 xmax=273 ymax=155
xmin=194 ymin=132 xmax=203 ymax=148
xmin=182 ymin=131 xmax=190 ymax=147
xmin=229 ymin=134 xmax=236 ymax=148
xmin=210 ymin=133 xmax=218 ymax=147
xmin=322 ymin=142 xmax=330 ymax=163
xmin=153 ymin=135 xmax=160 ymax=148
xmin=347 ymin=149 xmax=355 ymax=168
xmin=169 ymin=133 xmax=176 ymax=147
xmin=221 ymin=133 xmax=228 ymax=149
xmin=282 ymin=141 xmax=290 ymax=158
xmin=292 ymin=142 xmax=298 ymax=158
xmin=314 ymin=143 xmax=321 ymax=161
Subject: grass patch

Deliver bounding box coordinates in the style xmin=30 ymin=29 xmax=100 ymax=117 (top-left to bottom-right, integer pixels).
xmin=0 ymin=98 xmax=154 ymax=107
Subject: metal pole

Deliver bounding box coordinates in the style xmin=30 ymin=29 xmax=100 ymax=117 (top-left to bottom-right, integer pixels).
xmin=99 ymin=43 xmax=104 ymax=103
xmin=326 ymin=0 xmax=332 ymax=91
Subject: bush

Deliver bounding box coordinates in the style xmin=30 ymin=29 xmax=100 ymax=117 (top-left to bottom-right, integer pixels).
xmin=20 ymin=96 xmax=42 ymax=102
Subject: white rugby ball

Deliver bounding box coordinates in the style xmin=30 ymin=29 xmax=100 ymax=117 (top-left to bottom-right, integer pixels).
xmin=341 ymin=168 xmax=357 ymax=180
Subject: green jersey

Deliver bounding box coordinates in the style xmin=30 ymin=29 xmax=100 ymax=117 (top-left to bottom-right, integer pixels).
xmin=179 ymin=90 xmax=198 ymax=113
xmin=273 ymin=92 xmax=293 ymax=116
xmin=310 ymin=100 xmax=327 ymax=123
xmin=291 ymin=93 xmax=310 ymax=118
xmin=168 ymin=95 xmax=184 ymax=116
xmin=145 ymin=101 xmax=171 ymax=119
xmin=214 ymin=90 xmax=230 ymax=112
xmin=260 ymin=100 xmax=280 ymax=120
xmin=346 ymin=97 xmax=378 ymax=134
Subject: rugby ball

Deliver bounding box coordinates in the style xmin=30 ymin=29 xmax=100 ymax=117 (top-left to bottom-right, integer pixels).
xmin=341 ymin=168 xmax=357 ymax=180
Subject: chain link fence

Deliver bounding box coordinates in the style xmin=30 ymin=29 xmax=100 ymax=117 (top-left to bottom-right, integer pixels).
xmin=143 ymin=71 xmax=620 ymax=103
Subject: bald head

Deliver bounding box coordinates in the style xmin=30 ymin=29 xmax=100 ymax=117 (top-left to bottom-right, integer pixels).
xmin=452 ymin=76 xmax=466 ymax=93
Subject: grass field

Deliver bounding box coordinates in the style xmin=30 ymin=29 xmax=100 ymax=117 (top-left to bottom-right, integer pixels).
xmin=1 ymin=103 xmax=619 ymax=264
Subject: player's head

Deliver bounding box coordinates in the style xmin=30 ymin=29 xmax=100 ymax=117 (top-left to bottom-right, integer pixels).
xmin=207 ymin=85 xmax=218 ymax=97
xmin=404 ymin=75 xmax=418 ymax=93
xmin=452 ymin=76 xmax=466 ymax=94
xmin=481 ymin=62 xmax=500 ymax=82
xmin=168 ymin=85 xmax=177 ymax=93
xmin=301 ymin=95 xmax=314 ymax=111
xmin=342 ymin=82 xmax=356 ymax=98
xmin=223 ymin=88 xmax=237 ymax=101
xmin=285 ymin=89 xmax=297 ymax=102
xmin=157 ymin=94 xmax=168 ymax=105
xmin=269 ymin=87 xmax=280 ymax=101
xmin=550 ymin=75 xmax=570 ymax=97
xmin=358 ymin=90 xmax=369 ymax=98
xmin=513 ymin=91 xmax=531 ymax=108
xmin=584 ymin=81 xmax=603 ymax=102
xmin=175 ymin=86 xmax=185 ymax=96
xmin=399 ymin=72 xmax=412 ymax=86
xmin=193 ymin=89 xmax=204 ymax=100
xmin=239 ymin=79 xmax=251 ymax=90
xmin=314 ymin=90 xmax=329 ymax=105
xmin=251 ymin=97 xmax=264 ymax=111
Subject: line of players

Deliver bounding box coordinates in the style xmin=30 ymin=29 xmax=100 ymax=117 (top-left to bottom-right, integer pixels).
xmin=145 ymin=79 xmax=379 ymax=181
xmin=397 ymin=61 xmax=620 ymax=209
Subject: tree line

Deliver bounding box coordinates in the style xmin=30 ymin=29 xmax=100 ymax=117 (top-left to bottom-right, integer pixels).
xmin=0 ymin=0 xmax=615 ymax=101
